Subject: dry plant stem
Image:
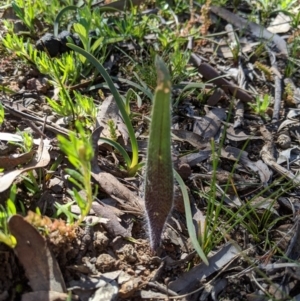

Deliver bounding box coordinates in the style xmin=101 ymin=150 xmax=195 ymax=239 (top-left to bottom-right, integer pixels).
xmin=190 ymin=53 xmax=253 ymax=103
xmin=234 ymin=99 xmax=245 ymax=128
xmin=265 ymin=47 xmax=282 ymax=122
xmin=260 ymin=126 xmax=300 ymax=184
xmin=147 ymin=282 xmax=178 ymax=296
xmin=91 ymin=171 xmax=143 ymax=216
xmin=210 ymin=6 xmax=288 ymax=57
xmin=284 ymin=216 xmax=300 ymax=261
xmin=2 ymin=101 xmax=69 ymax=136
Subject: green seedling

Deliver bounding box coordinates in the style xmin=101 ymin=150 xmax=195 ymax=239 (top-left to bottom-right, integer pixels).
xmin=9 ymin=130 xmax=33 ymax=153
xmin=47 ymin=90 xmax=96 ymax=129
xmin=0 ymin=185 xmax=17 ymax=248
xmin=12 ymin=0 xmax=35 ymax=33
xmin=2 ymin=33 xmax=82 ymax=86
xmin=144 ymin=56 xmax=174 ymax=251
xmin=54 ymin=201 xmax=77 ymax=224
xmin=9 ymin=131 xmax=41 ymax=195
xmin=249 ymin=0 xmax=297 ymax=23
xmin=249 ymin=94 xmax=271 ymax=119
xmin=57 ymin=121 xmax=94 ymax=224
xmin=175 ymin=171 xmax=209 ymax=265
xmin=72 ymin=6 xmax=105 ymax=59
xmin=290 ymin=10 xmax=300 ymax=28
xmin=67 ymin=43 xmax=140 ymax=176
xmin=107 ymin=119 xmax=118 ymax=142
xmin=124 ymin=88 xmax=142 ymax=117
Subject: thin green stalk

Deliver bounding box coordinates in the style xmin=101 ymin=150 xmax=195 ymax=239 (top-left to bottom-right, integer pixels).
xmin=175 ymin=170 xmax=209 ymax=265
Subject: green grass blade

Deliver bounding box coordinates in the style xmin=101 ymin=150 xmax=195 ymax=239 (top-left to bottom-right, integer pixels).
xmin=54 ymin=5 xmax=78 ymax=37
xmin=144 ymin=56 xmax=173 ymax=250
xmin=174 ymin=170 xmax=209 ymax=265
xmin=99 ymin=137 xmax=132 ymax=168
xmin=111 ymin=76 xmax=153 ymax=100
xmin=67 ymin=43 xmax=139 ymax=174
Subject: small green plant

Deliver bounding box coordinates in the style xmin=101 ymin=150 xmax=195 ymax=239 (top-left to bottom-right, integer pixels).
xmin=54 ymin=201 xmax=77 ymax=224
xmin=47 ymin=90 xmax=97 ymax=128
xmin=57 ymin=121 xmax=95 ymax=224
xmin=249 ymin=94 xmax=271 ymax=119
xmin=248 ymin=0 xmax=298 ymax=23
xmin=12 ymin=0 xmax=77 ymax=34
xmin=10 ymin=130 xmax=33 ymax=153
xmin=9 ymin=131 xmax=41 ymax=195
xmin=289 ymin=10 xmax=300 ymax=29
xmin=71 ymin=6 xmax=106 ymax=62
xmin=2 ymin=33 xmax=82 ymax=86
xmin=0 ymin=185 xmax=17 ymax=248
xmin=175 ymin=171 xmax=208 ymax=264
xmin=12 ymin=0 xmax=35 ymax=33
xmin=107 ymin=120 xmax=118 ymax=142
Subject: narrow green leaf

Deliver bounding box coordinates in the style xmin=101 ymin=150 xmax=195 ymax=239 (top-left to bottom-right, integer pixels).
xmin=90 ymin=36 xmax=104 ymax=53
xmin=73 ymin=188 xmax=87 ymax=211
xmin=174 ymin=170 xmax=209 ymax=265
xmin=65 ymin=168 xmax=84 ymax=184
xmin=6 ymin=199 xmax=16 ymax=215
xmin=99 ymin=137 xmax=132 ymax=168
xmin=54 ymin=5 xmax=78 ymax=36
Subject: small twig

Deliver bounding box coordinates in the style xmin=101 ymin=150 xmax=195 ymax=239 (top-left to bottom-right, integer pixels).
xmin=265 ymin=46 xmax=282 ymax=122
xmin=24 ymin=119 xmax=47 ymax=138
xmin=260 ymin=126 xmax=300 ymax=184
xmin=147 ymin=281 xmax=178 ymax=297
xmin=3 ymin=102 xmax=70 ymax=136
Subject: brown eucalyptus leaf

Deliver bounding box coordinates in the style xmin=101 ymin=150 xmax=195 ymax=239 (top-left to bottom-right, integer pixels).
xmin=285 ymin=216 xmax=300 ymax=261
xmin=8 ymin=215 xmax=66 ymax=293
xmin=222 ymin=146 xmax=271 ymax=183
xmin=190 ymin=53 xmax=253 ymax=103
xmin=207 ymin=88 xmax=227 ymax=106
xmin=193 ymin=108 xmax=226 ymax=139
xmin=172 ymin=129 xmax=209 ymax=149
xmin=179 ymin=148 xmax=212 ymax=166
xmin=169 ymin=242 xmax=240 ymax=293
xmin=91 ymin=171 xmax=143 ymax=216
xmin=226 ymin=125 xmax=262 ymax=141
xmin=92 ymin=202 xmax=131 ymax=237
xmin=210 ymin=6 xmax=288 ymax=57
xmin=0 ymin=140 xmax=50 ymax=192
xmin=0 ymin=150 xmax=36 ymax=170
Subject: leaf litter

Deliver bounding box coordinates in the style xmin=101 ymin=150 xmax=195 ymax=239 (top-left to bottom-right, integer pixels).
xmin=1 ymin=0 xmax=300 ymax=300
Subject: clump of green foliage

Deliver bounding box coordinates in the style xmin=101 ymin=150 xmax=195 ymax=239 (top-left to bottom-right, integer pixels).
xmin=57 ymin=121 xmax=95 ymax=225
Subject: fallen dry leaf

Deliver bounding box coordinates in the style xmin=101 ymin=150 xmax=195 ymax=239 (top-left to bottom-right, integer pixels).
xmin=0 ymin=150 xmax=36 ymax=170
xmin=0 ymin=139 xmax=50 ymax=192
xmin=169 ymin=242 xmax=241 ymax=293
xmin=8 ymin=215 xmax=66 ymax=293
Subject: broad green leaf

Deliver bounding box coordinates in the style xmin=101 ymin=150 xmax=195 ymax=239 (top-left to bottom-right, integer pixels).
xmin=144 ymin=56 xmax=173 ymax=250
